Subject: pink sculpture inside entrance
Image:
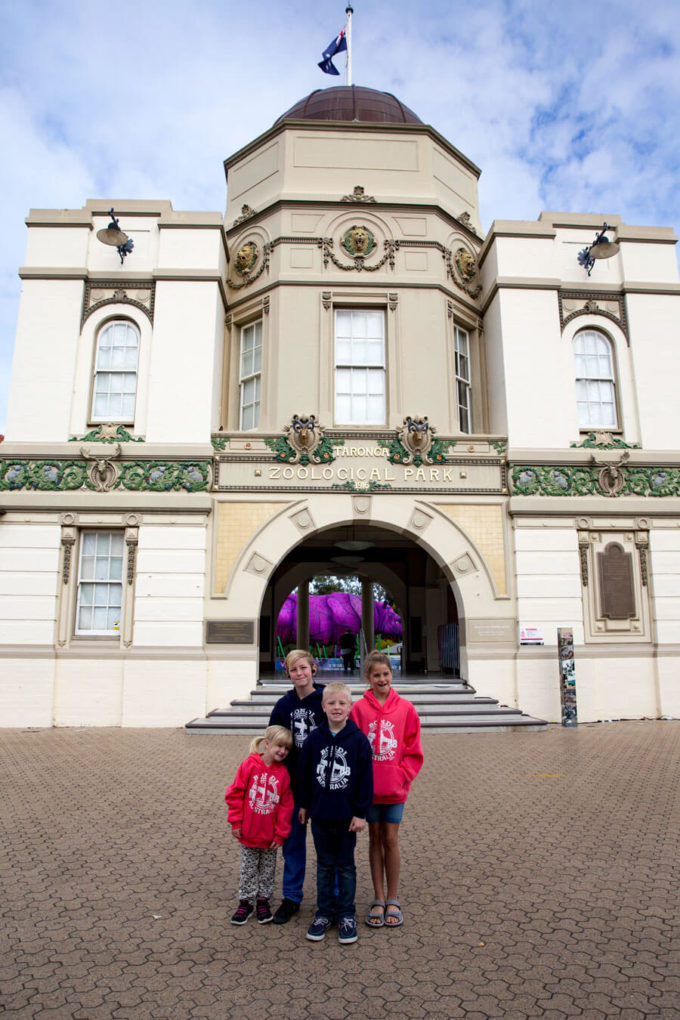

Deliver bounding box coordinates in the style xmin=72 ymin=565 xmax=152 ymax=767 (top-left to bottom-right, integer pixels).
xmin=276 ymin=591 xmax=402 ymax=646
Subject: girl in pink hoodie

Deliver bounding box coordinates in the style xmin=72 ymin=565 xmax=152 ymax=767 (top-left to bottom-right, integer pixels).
xmin=225 ymin=725 xmax=294 ymax=925
xmin=350 ymin=651 xmax=423 ymax=928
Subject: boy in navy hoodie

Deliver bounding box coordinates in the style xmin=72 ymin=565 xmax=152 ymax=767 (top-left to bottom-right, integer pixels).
xmin=268 ymin=649 xmax=325 ymax=924
xmin=297 ymin=681 xmax=373 ymax=944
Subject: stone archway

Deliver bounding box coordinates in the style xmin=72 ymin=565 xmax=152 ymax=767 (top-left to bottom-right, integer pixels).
xmin=217 ymin=493 xmax=513 ymax=699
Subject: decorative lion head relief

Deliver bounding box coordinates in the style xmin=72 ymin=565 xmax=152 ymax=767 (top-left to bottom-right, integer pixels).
xmin=342 ymin=225 xmax=375 ymax=257
xmin=455 ymin=248 xmax=477 ymax=282
xmin=235 ymin=241 xmax=258 ymax=275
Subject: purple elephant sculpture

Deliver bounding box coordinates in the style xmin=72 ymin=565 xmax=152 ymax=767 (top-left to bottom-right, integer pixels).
xmin=276 ymin=591 xmax=402 ymax=645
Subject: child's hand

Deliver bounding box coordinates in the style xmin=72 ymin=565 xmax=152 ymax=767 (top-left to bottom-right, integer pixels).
xmin=269 ymin=840 xmax=280 ymax=849
xmin=348 ymin=816 xmax=365 ymax=833
xmin=231 ymin=827 xmax=242 ymax=840
xmin=298 ymin=808 xmax=308 ymax=825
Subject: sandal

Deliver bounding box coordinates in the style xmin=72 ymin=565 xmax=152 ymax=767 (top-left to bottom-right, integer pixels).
xmin=365 ymin=899 xmax=386 ymax=928
xmin=385 ymin=899 xmax=403 ymax=927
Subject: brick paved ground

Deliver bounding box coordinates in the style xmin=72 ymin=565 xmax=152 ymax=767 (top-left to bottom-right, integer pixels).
xmin=1 ymin=722 xmax=679 ymax=1019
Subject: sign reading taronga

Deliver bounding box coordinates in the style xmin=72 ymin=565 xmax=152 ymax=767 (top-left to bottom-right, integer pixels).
xmin=214 ymin=435 xmax=506 ymax=495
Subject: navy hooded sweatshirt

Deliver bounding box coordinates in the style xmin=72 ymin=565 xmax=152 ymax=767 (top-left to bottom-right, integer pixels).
xmin=297 ymin=718 xmax=374 ymax=821
xmin=269 ymin=684 xmax=325 ymax=795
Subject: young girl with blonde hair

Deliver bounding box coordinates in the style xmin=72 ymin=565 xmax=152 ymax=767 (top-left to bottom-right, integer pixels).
xmin=225 ymin=725 xmax=294 ymax=924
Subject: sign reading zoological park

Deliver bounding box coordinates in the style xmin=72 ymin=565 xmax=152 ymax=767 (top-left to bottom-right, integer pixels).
xmin=213 ymin=415 xmax=507 ymax=495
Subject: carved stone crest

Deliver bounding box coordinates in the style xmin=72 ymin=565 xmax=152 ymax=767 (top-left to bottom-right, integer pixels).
xmin=81 ymin=443 xmax=122 ymax=492
xmin=235 ymin=241 xmax=258 ymax=275
xmin=342 ymin=226 xmax=375 ymax=257
xmin=341 ymin=185 xmax=376 ymax=203
xmin=265 ymin=415 xmax=336 ymax=465
xmin=286 ymin=414 xmax=322 ymax=461
xmin=396 ymin=416 xmax=435 ymax=464
xmin=590 ymin=450 xmax=630 ymax=497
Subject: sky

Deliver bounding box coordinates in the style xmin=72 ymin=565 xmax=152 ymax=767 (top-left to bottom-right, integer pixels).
xmin=0 ymin=0 xmax=679 ymax=432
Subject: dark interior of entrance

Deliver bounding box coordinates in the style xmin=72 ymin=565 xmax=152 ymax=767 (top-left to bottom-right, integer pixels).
xmin=258 ymin=524 xmax=459 ymax=677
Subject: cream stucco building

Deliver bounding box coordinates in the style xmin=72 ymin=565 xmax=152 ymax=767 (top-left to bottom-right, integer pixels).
xmin=2 ymin=85 xmax=680 ymax=728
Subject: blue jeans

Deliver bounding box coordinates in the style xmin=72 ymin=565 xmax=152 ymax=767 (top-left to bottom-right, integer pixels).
xmin=311 ymin=819 xmax=356 ymax=919
xmin=281 ymin=804 xmax=307 ymax=903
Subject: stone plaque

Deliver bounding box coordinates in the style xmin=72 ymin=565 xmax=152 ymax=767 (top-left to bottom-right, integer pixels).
xmin=467 ymin=619 xmax=515 ymax=644
xmin=206 ymin=620 xmax=255 ymax=644
xmin=598 ymin=544 xmax=635 ymax=619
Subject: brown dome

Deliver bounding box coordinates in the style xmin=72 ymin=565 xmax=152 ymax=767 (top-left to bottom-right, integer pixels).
xmin=275 ymin=85 xmax=422 ymax=125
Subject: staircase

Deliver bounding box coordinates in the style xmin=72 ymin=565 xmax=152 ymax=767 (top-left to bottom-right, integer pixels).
xmin=185 ymin=680 xmax=548 ymax=734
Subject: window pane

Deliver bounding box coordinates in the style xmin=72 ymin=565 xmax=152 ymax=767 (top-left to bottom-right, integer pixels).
xmin=92 ymin=320 xmax=138 ymax=422
xmin=239 ymin=321 xmax=262 ymax=429
xmin=574 ymin=331 xmax=617 ymax=428
xmin=334 ymin=310 xmax=386 ymax=424
xmin=76 ymin=531 xmax=123 ymax=635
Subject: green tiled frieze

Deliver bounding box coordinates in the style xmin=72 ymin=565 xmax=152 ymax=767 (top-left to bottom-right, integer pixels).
xmin=0 ymin=459 xmax=211 ymax=493
xmin=512 ymin=464 xmax=680 ymax=498
xmin=69 ymin=425 xmax=144 ymax=443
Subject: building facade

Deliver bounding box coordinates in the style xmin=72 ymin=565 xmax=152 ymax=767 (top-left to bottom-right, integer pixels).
xmin=2 ymin=85 xmax=680 ymax=727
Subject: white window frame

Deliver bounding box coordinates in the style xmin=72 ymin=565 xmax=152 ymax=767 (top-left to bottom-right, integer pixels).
xmin=91 ymin=320 xmax=139 ymax=423
xmin=239 ymin=320 xmax=262 ymax=431
xmin=334 ymin=308 xmax=386 ymax=426
xmin=454 ymin=325 xmax=471 ymax=433
xmin=74 ymin=530 xmax=125 ymax=637
xmin=573 ymin=329 xmax=618 ymax=430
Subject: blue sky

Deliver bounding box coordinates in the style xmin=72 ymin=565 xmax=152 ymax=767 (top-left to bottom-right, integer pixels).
xmin=1 ymin=0 xmax=679 ymax=431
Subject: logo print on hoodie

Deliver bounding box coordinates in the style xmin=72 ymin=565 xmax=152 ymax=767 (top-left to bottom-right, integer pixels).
xmin=291 ymin=707 xmax=318 ymax=748
xmin=248 ymin=772 xmax=280 ymax=815
xmin=367 ymin=719 xmax=398 ymax=761
xmin=316 ymin=745 xmax=351 ymax=790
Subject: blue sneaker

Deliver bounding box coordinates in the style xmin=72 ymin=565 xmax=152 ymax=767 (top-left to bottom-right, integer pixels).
xmin=306 ymin=915 xmax=332 ymax=941
xmin=338 ymin=916 xmax=358 ymax=944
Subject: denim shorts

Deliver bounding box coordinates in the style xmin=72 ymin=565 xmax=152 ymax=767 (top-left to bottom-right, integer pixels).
xmin=366 ymin=802 xmax=405 ymax=824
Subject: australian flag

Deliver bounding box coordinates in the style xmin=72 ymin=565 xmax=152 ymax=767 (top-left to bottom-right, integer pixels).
xmin=318 ymin=27 xmax=347 ymax=75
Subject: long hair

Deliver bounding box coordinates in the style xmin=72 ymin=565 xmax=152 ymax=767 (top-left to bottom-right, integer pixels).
xmin=363 ymin=649 xmax=392 ymax=680
xmin=249 ymin=724 xmax=293 ymax=755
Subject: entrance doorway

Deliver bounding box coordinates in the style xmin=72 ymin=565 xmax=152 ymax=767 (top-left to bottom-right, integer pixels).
xmin=258 ymin=523 xmax=460 ymax=677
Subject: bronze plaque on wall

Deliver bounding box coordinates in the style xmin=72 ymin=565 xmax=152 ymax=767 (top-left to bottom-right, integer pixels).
xmin=598 ymin=544 xmax=635 ymax=619
xmin=206 ymin=620 xmax=255 ymax=644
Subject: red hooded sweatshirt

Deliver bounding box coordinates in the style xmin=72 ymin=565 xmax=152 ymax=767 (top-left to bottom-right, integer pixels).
xmin=351 ymin=688 xmax=423 ymax=804
xmin=225 ymin=753 xmax=294 ymax=849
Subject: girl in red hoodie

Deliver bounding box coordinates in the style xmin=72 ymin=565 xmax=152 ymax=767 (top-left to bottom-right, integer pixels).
xmin=225 ymin=725 xmax=294 ymax=925
xmin=350 ymin=651 xmax=423 ymax=929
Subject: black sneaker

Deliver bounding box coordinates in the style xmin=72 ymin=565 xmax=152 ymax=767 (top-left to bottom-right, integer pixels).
xmin=272 ymin=898 xmax=300 ymax=925
xmin=306 ymin=915 xmax=332 ymax=941
xmin=256 ymin=898 xmax=273 ymax=924
xmin=231 ymin=899 xmax=253 ymax=925
xmin=338 ymin=916 xmax=358 ymax=944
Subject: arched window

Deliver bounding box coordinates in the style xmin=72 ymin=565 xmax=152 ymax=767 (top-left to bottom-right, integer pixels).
xmin=573 ymin=329 xmax=618 ymax=429
xmin=91 ymin=320 xmax=139 ymax=423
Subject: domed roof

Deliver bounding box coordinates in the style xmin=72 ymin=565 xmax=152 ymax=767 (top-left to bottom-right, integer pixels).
xmin=275 ymin=85 xmax=422 ymax=126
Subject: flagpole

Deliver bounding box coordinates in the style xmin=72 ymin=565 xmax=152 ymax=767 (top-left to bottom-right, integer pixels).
xmin=346 ymin=3 xmax=353 ymax=85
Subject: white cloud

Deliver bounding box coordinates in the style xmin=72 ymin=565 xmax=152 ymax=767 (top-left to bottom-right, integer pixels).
xmin=1 ymin=0 xmax=679 ymax=430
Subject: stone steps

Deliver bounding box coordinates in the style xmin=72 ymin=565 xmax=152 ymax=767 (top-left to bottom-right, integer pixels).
xmin=185 ymin=682 xmax=548 ymax=734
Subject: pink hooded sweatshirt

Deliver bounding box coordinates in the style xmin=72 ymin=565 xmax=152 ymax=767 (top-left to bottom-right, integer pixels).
xmin=351 ymin=688 xmax=423 ymax=804
xmin=225 ymin=753 xmax=294 ymax=849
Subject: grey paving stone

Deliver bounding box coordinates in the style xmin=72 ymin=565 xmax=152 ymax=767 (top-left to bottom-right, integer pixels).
xmin=1 ymin=722 xmax=679 ymax=1019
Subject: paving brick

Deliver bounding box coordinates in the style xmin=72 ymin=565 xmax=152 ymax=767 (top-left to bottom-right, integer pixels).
xmin=1 ymin=722 xmax=679 ymax=1018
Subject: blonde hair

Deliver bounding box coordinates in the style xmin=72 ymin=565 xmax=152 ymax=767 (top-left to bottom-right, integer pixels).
xmin=284 ymin=649 xmax=317 ymax=674
xmin=250 ymin=725 xmax=293 ymax=755
xmin=363 ymin=650 xmax=393 ymax=681
xmin=322 ymin=681 xmax=352 ymax=704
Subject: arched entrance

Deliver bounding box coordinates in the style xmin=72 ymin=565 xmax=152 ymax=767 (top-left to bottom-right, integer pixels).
xmin=258 ymin=523 xmax=459 ymax=676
